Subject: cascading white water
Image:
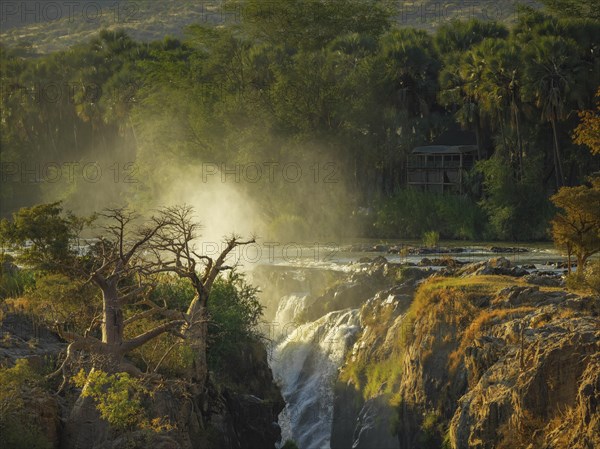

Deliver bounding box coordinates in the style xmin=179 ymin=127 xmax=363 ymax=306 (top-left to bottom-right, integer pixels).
xmin=270 ymin=306 xmax=360 ymax=449
xmin=273 ymin=293 xmax=313 ymax=331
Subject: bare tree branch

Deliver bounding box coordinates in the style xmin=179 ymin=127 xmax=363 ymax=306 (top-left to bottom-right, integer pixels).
xmin=122 ymin=320 xmax=187 ymax=353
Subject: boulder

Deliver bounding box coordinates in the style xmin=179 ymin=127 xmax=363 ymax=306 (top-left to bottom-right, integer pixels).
xmin=524 ymin=274 xmax=565 ymax=287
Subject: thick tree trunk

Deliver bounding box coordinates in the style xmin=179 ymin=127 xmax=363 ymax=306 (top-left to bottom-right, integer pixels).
xmin=576 ymin=254 xmax=586 ymax=276
xmin=184 ymin=292 xmax=209 ymax=390
xmin=101 ymin=282 xmax=124 ymax=346
xmin=96 ymin=281 xmax=126 ymax=372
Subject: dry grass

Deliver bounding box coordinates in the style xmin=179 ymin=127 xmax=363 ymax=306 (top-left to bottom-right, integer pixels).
xmin=496 ymin=410 xmax=547 ymax=449
xmin=421 ymin=274 xmax=565 ymax=296
xmin=556 ymin=308 xmax=578 ymax=320
xmin=418 ymin=275 xmax=522 ymax=296
xmin=342 ymin=274 xmax=561 ymax=409
xmin=448 ymin=307 xmax=535 ymax=373
xmin=405 ymin=277 xmax=494 ymax=337
xmin=412 ymin=275 xmax=544 ymax=374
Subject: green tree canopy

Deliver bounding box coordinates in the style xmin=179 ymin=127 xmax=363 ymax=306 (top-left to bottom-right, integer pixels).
xmin=551 ymin=177 xmax=600 ymax=269
xmin=539 ymin=0 xmax=600 ymax=20
xmin=0 ymin=202 xmax=86 ymax=270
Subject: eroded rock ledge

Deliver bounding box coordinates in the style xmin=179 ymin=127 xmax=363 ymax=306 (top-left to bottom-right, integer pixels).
xmin=332 ymin=258 xmax=600 ymax=449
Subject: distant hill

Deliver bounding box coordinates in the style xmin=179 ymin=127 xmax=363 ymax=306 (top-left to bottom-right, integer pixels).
xmin=1 ymin=0 xmax=542 ymax=54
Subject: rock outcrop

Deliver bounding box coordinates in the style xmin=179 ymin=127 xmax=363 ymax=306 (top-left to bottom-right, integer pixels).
xmin=61 ymin=339 xmax=284 ymax=449
xmin=331 ymin=279 xmax=419 ymax=449
xmin=449 ymin=294 xmax=600 ymax=449
xmin=331 ymin=262 xmax=600 ymax=449
xmin=0 ymin=312 xmax=284 ymax=449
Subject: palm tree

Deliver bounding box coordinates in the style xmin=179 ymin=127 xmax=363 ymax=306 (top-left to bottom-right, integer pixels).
xmin=380 ymin=29 xmax=440 ymax=118
xmin=472 ymin=38 xmax=524 ymax=177
xmin=438 ymin=46 xmax=487 ymax=158
xmin=377 ymin=29 xmax=441 ymax=192
xmin=434 ymin=19 xmax=508 ymax=56
xmin=523 ymin=36 xmax=584 ymax=188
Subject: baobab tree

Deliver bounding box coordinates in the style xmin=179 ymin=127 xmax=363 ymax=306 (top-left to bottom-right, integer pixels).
xmin=147 ymin=205 xmax=255 ymax=390
xmin=44 ymin=206 xmax=189 ymax=380
xmin=1 ymin=202 xmax=254 ymax=392
xmin=0 ymin=204 xmax=178 ymax=380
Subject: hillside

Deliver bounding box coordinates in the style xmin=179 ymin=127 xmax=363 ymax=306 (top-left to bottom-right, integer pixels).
xmin=1 ymin=0 xmax=541 ymax=54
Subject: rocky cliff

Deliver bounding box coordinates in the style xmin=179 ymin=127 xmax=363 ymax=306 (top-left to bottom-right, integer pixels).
xmin=332 ymin=258 xmax=600 ymax=449
xmin=0 ymin=311 xmax=284 ymax=449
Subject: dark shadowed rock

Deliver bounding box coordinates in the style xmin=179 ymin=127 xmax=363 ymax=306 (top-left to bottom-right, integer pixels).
xmin=352 ymin=396 xmax=400 ymax=449
xmin=524 ymin=274 xmax=565 ymax=287
xmin=0 ymin=311 xmax=283 ymax=449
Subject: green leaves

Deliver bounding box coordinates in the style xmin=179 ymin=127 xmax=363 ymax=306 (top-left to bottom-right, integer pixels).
xmin=373 ymin=190 xmax=485 ymax=240
xmin=0 ymin=359 xmax=51 ymax=449
xmin=476 ymin=156 xmax=552 ymax=241
xmin=236 ymin=0 xmax=390 ymax=51
xmin=207 ymin=271 xmax=263 ymax=373
xmin=551 ymin=177 xmax=600 ymax=266
xmin=74 ymin=369 xmax=150 ymax=430
xmin=2 ymin=5 xmax=599 ymax=241
xmin=523 ymin=35 xmax=583 ymax=123
xmin=0 ymin=202 xmax=84 ymax=270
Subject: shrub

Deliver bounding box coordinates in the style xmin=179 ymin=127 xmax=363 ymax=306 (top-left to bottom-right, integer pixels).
xmin=373 ymin=190 xmax=486 ymax=240
xmin=126 ymin=275 xmax=196 ymax=376
xmin=126 ymin=319 xmax=195 ymax=377
xmin=0 ymin=359 xmax=52 ymax=449
xmin=566 ymin=261 xmax=600 ymax=294
xmin=207 ymin=271 xmax=263 ymax=374
xmin=73 ymin=369 xmax=152 ymax=431
xmin=423 ymin=231 xmax=440 ymax=248
xmin=25 ymin=273 xmax=100 ymax=333
xmin=128 ymin=271 xmax=263 ymax=377
xmin=0 ymin=269 xmax=35 ymax=300
xmin=583 ymin=260 xmax=600 ymax=294
xmin=149 ymin=275 xmax=195 ymax=312
xmin=477 ymin=156 xmax=552 ymax=241
xmin=0 ymin=254 xmax=35 ymax=300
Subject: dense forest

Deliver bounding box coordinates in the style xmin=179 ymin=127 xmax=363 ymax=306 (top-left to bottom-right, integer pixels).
xmin=1 ymin=0 xmax=599 ymax=242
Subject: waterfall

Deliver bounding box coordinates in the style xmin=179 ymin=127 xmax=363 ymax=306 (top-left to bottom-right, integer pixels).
xmin=273 ymin=293 xmax=313 ymax=332
xmin=270 ymin=307 xmax=360 ymax=449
